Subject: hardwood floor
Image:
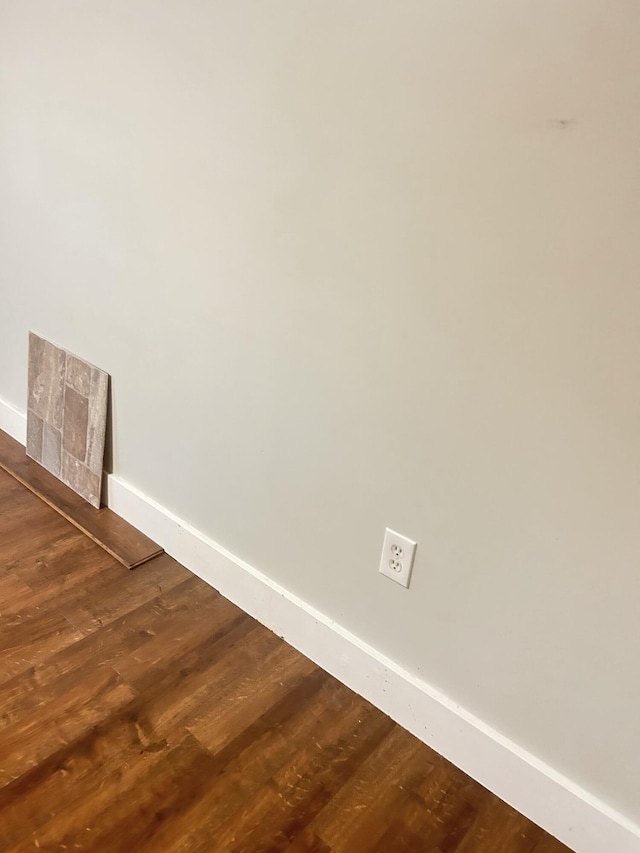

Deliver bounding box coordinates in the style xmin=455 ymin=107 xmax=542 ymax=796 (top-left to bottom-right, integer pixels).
xmin=0 ymin=468 xmax=572 ymax=852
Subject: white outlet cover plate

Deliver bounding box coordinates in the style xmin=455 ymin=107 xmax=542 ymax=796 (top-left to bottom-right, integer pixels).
xmin=379 ymin=528 xmax=417 ymax=588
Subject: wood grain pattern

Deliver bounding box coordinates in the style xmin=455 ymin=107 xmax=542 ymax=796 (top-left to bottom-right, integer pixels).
xmin=0 ymin=468 xmax=574 ymax=852
xmin=0 ymin=428 xmax=162 ymax=568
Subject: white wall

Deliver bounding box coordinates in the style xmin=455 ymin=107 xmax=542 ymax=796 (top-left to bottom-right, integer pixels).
xmin=1 ymin=0 xmax=639 ymax=832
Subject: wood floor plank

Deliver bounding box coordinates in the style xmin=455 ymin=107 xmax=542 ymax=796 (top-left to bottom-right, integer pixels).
xmin=5 ymin=524 xmax=110 ymax=589
xmin=0 ymin=499 xmax=72 ymax=563
xmin=0 ymin=712 xmax=190 ymax=849
xmin=310 ymin=725 xmax=431 ymax=852
xmin=59 ymin=552 xmax=191 ymax=635
xmin=184 ymin=638 xmax=317 ymax=754
xmin=5 ymin=730 xmax=215 ymax=853
xmin=143 ymin=673 xmax=379 ymax=853
xmin=284 ymin=828 xmax=334 ymax=853
xmin=111 ymin=578 xmax=243 ymax=689
xmin=452 ymin=791 xmax=546 ymax=853
xmin=0 ymin=572 xmax=32 ymax=612
xmin=125 ymin=620 xmax=281 ymax=737
xmin=211 ymin=690 xmax=395 ymax=853
xmin=0 ymin=610 xmax=86 ymax=686
xmin=0 ymin=665 xmax=134 ymax=788
xmin=0 ymin=430 xmax=163 ymax=568
xmin=367 ymin=757 xmax=484 ymax=853
xmin=0 ymin=543 xmax=114 ymax=621
xmin=0 ymin=469 xmax=575 ymax=853
xmin=0 ymin=580 xmax=215 ymax=730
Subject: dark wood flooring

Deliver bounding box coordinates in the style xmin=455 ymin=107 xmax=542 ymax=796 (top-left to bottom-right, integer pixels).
xmin=0 ymin=468 xmax=572 ymax=852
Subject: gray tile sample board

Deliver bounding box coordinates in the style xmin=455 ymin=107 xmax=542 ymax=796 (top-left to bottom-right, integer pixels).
xmin=26 ymin=333 xmax=109 ymax=508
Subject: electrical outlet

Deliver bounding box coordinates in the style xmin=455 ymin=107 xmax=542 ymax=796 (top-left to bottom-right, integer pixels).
xmin=379 ymin=528 xmax=417 ymax=588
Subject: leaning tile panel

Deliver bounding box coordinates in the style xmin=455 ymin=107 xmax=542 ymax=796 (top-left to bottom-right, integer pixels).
xmin=26 ymin=332 xmax=109 ymax=508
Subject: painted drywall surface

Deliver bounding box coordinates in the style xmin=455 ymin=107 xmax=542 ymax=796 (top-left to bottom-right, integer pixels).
xmin=1 ymin=0 xmax=639 ymax=822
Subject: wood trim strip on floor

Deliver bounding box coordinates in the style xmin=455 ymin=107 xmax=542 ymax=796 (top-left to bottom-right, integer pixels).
xmin=0 ymin=428 xmax=163 ymax=569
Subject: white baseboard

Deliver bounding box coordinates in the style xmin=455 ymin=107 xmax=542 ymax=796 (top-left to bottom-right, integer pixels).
xmin=0 ymin=395 xmax=27 ymax=444
xmin=1 ymin=396 xmax=638 ymax=853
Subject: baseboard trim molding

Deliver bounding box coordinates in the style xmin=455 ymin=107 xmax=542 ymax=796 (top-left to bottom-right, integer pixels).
xmin=1 ymin=396 xmax=638 ymax=853
xmin=0 ymin=395 xmax=27 ymax=444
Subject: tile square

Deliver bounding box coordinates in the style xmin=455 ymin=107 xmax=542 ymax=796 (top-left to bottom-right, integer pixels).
xmin=26 ymin=412 xmax=44 ymax=464
xmin=62 ymin=451 xmax=101 ymax=509
xmin=26 ymin=333 xmax=109 ymax=508
xmin=27 ymin=332 xmax=66 ymax=428
xmin=66 ymin=355 xmax=91 ymax=396
xmin=42 ymin=423 xmax=62 ymax=477
xmin=63 ymin=386 xmax=89 ymax=461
